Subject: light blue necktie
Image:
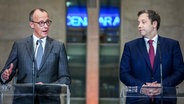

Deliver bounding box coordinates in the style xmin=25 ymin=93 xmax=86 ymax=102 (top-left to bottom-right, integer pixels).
xmin=36 ymin=39 xmax=43 ymax=69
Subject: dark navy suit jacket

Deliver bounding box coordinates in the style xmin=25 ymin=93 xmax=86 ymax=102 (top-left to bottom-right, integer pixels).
xmin=120 ymin=36 xmax=184 ymax=104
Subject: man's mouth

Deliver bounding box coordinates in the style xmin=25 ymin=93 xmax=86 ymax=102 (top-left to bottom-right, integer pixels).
xmin=42 ymin=30 xmax=48 ymax=33
xmin=139 ymin=29 xmax=144 ymax=32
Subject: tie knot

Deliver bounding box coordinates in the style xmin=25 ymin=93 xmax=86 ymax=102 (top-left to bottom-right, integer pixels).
xmin=148 ymin=40 xmax=154 ymax=45
xmin=37 ymin=39 xmax=42 ymax=44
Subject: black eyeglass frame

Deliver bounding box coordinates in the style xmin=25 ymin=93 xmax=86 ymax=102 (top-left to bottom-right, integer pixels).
xmin=31 ymin=20 xmax=52 ymax=27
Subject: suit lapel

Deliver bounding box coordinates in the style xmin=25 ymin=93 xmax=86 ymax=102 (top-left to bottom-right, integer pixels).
xmin=153 ymin=36 xmax=162 ymax=73
xmin=138 ymin=38 xmax=153 ymax=70
xmin=26 ymin=36 xmax=35 ymax=62
xmin=39 ymin=37 xmax=53 ymax=71
xmin=153 ymin=50 xmax=160 ymax=73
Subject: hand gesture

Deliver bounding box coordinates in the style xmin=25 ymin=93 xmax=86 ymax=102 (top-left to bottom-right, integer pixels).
xmin=2 ymin=63 xmax=13 ymax=81
xmin=140 ymin=81 xmax=161 ymax=97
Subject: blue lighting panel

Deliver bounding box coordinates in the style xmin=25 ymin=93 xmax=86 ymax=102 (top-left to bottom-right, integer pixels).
xmin=67 ymin=6 xmax=120 ymax=27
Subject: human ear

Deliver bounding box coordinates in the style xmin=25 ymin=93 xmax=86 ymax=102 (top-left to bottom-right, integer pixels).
xmin=152 ymin=21 xmax=158 ymax=29
xmin=29 ymin=22 xmax=34 ymax=29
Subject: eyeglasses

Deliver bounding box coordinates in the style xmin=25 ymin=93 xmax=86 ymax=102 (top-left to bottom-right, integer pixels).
xmin=31 ymin=20 xmax=52 ymax=27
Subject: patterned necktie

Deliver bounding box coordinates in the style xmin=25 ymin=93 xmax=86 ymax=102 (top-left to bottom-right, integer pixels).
xmin=36 ymin=39 xmax=43 ymax=69
xmin=148 ymin=40 xmax=155 ymax=69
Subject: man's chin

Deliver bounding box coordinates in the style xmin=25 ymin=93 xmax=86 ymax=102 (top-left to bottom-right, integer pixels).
xmin=41 ymin=33 xmax=48 ymax=37
xmin=139 ymin=33 xmax=145 ymax=36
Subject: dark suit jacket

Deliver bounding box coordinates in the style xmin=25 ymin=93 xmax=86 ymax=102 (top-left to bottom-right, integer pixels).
xmin=0 ymin=35 xmax=71 ymax=104
xmin=120 ymin=35 xmax=184 ymax=104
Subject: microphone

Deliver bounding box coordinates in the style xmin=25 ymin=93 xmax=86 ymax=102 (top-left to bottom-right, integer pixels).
xmin=157 ymin=41 xmax=162 ymax=86
xmin=36 ymin=40 xmax=39 ymax=46
xmin=157 ymin=41 xmax=163 ymax=104
xmin=32 ymin=40 xmax=38 ymax=104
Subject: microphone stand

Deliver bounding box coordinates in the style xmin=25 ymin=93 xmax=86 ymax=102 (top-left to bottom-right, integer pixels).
xmin=32 ymin=41 xmax=38 ymax=104
xmin=158 ymin=41 xmax=163 ymax=104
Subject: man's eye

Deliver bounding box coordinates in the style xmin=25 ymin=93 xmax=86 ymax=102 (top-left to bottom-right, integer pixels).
xmin=39 ymin=21 xmax=44 ymax=24
xmin=142 ymin=21 xmax=146 ymax=24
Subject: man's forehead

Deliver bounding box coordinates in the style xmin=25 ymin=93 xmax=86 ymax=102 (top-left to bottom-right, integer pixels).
xmin=32 ymin=10 xmax=48 ymax=19
xmin=138 ymin=13 xmax=149 ymax=20
xmin=34 ymin=9 xmax=47 ymax=15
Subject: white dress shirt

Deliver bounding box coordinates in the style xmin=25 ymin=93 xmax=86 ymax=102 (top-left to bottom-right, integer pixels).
xmin=144 ymin=35 xmax=158 ymax=55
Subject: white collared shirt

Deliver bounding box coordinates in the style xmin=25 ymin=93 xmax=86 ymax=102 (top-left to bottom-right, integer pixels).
xmin=144 ymin=35 xmax=158 ymax=55
xmin=33 ymin=34 xmax=46 ymax=57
